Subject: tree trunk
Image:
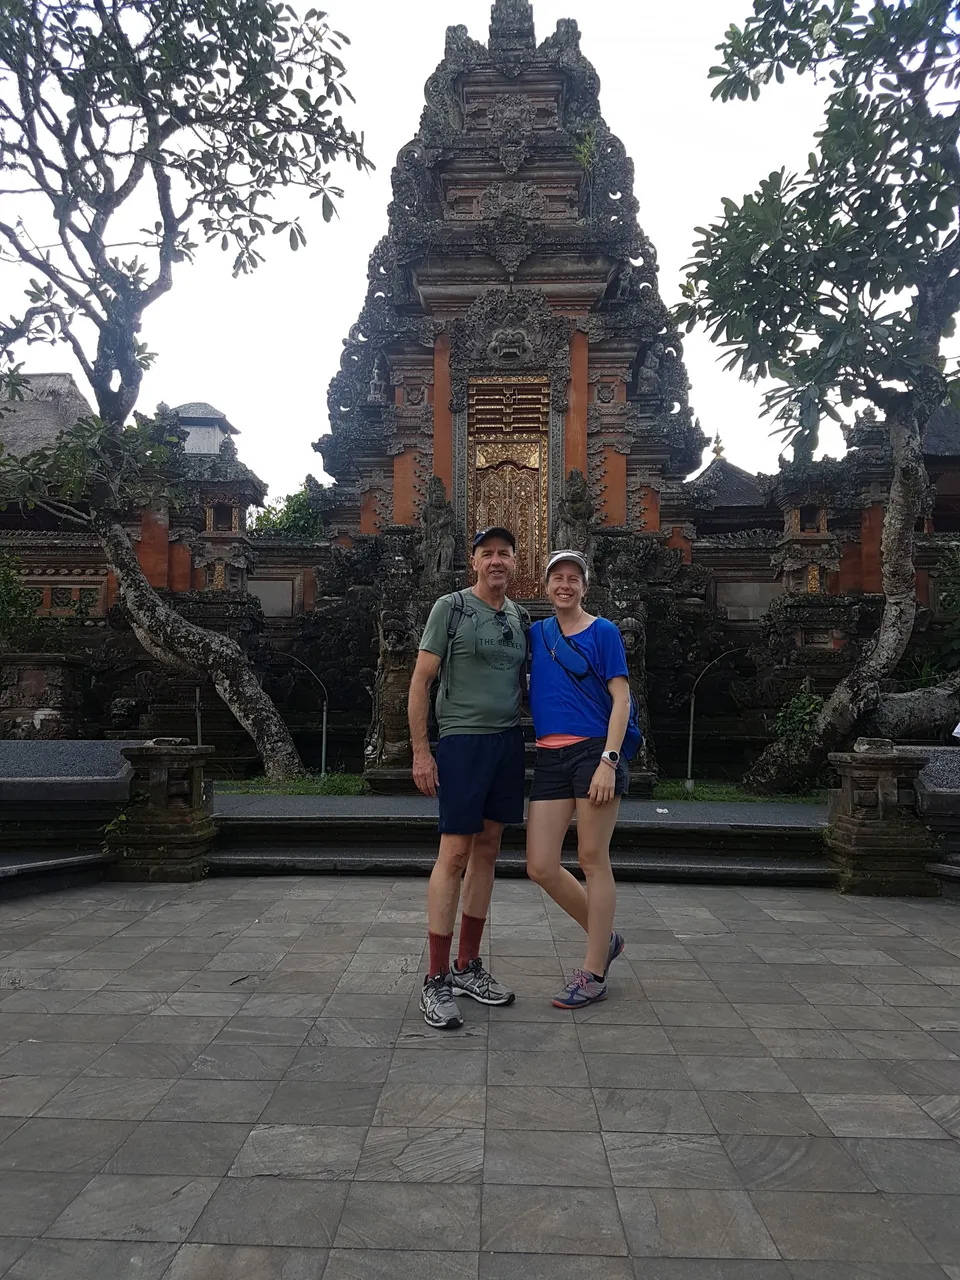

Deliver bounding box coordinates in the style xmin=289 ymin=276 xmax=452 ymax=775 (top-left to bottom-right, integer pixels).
xmin=93 ymin=513 xmax=305 ymax=780
xmin=745 ymin=402 xmax=927 ymax=793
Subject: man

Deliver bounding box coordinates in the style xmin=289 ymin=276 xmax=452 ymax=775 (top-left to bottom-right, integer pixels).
xmin=408 ymin=526 xmax=528 ymax=1029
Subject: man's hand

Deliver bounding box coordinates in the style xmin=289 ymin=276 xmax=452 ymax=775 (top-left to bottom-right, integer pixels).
xmin=413 ymin=748 xmax=440 ymax=798
xmin=587 ymin=763 xmax=616 ymax=807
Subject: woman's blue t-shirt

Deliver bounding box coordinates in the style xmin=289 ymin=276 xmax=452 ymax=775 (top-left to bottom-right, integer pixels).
xmin=529 ymin=617 xmax=629 ymax=739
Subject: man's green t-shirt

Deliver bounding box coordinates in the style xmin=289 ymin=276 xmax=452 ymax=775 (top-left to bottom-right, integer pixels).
xmin=419 ymin=589 xmax=527 ymax=737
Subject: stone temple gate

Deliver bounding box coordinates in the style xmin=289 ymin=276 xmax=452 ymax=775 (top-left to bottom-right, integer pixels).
xmin=316 ymin=0 xmax=705 ymax=584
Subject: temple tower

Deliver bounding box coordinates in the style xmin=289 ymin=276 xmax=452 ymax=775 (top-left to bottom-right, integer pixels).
xmin=318 ymin=0 xmax=705 ymax=597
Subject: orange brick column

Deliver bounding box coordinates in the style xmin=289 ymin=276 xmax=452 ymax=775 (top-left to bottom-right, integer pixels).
xmin=564 ymin=331 xmax=588 ymax=478
xmin=433 ymin=334 xmax=453 ymax=494
xmin=861 ymin=503 xmax=885 ymax=593
xmin=600 ymin=449 xmax=626 ymax=525
xmin=168 ymin=543 xmax=193 ymax=593
xmin=360 ymin=490 xmax=380 ymax=536
xmin=666 ymin=524 xmax=692 ymax=564
xmin=393 ymin=448 xmax=418 ymax=526
xmin=136 ymin=503 xmax=170 ymax=588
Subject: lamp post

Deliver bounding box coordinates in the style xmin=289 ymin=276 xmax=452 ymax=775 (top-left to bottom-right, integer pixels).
xmin=685 ymin=647 xmax=746 ymax=794
xmin=284 ymin=655 xmax=330 ymax=777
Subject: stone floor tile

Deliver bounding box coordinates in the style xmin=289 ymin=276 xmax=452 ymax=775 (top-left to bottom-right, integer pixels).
xmin=632 ymin=1263 xmax=791 ymax=1278
xmin=0 ymin=1075 xmax=72 ymax=1117
xmin=227 ymin=1124 xmax=364 ymax=1179
xmin=39 ymin=1076 xmax=174 ymax=1121
xmin=44 ymin=1173 xmax=218 ymax=1241
xmin=147 ymin=1080 xmax=272 ymax=1124
xmin=284 ymin=1045 xmax=392 ymax=1084
xmin=667 ymin=1029 xmax=769 ymax=1058
xmin=325 ymin=1249 xmax=478 ymax=1280
xmin=917 ymin=1094 xmax=960 ymax=1135
xmin=189 ymin=1176 xmax=348 ymax=1247
xmin=881 ymin=1060 xmax=960 ymax=1094
xmin=0 ymin=1040 xmax=106 ymax=1076
xmin=818 ymin=1005 xmax=918 ymax=1031
xmin=85 ymin=1042 xmax=200 ymax=1078
xmin=4 ymin=1240 xmax=178 ymax=1280
xmin=386 ymin=1048 xmax=485 ymax=1085
xmin=0 ymin=1169 xmax=91 ymax=1235
xmin=752 ymin=1190 xmax=931 ymax=1262
xmin=0 ymin=1240 xmax=30 ymax=1278
xmin=616 ymin=1188 xmax=779 ymax=1258
xmin=480 ymin=1256 xmax=633 ymax=1279
xmin=484 ymin=1129 xmax=610 ymax=1186
xmin=722 ymin=1135 xmax=872 ymax=1191
xmin=260 ymin=1081 xmax=381 ymax=1127
xmin=731 ymin=1006 xmax=830 ymax=1030
xmin=786 ymin=1264 xmax=943 ymax=1280
xmin=0 ymin=1116 xmax=134 ymax=1172
xmin=120 ymin=1016 xmax=225 ymax=1046
xmin=698 ymin=1092 xmax=831 ymax=1137
xmin=335 ymin=1183 xmax=480 ymax=1250
xmin=715 ymin=983 xmax=808 ymax=1005
xmin=489 ymin=1050 xmax=588 ymax=1087
xmin=593 ymin=1088 xmax=714 ymax=1134
xmin=185 ymin=1042 xmax=300 ymax=1080
xmin=481 ymin=1185 xmax=627 ymax=1255
xmin=807 ymin=1094 xmax=950 ymax=1138
xmin=603 ymin=1133 xmax=740 ymax=1189
xmin=779 ymin=1059 xmax=902 ymax=1095
xmin=373 ymin=1083 xmax=485 ymax=1128
xmin=103 ymin=1121 xmax=250 ymax=1176
xmin=305 ymin=1017 xmax=399 ymax=1048
xmin=681 ymin=1057 xmax=796 ymax=1092
xmin=577 ymin=1025 xmax=676 ymax=1056
xmin=586 ymin=1054 xmax=693 ymax=1090
xmin=485 ymin=1085 xmax=599 ymax=1131
xmin=843 ymin=1137 xmax=960 ymax=1192
xmin=487 ymin=1021 xmax=580 ymax=1053
xmin=161 ymin=1244 xmax=326 ymax=1280
xmin=843 ymin=1030 xmax=958 ymax=1059
xmin=652 ymin=1003 xmax=747 ymax=1028
xmin=354 ymin=1126 xmax=482 ymax=1182
xmin=751 ymin=1030 xmax=863 ymax=1059
xmin=239 ymin=994 xmax=328 ymax=1019
xmin=640 ymin=982 xmax=724 ymax=1004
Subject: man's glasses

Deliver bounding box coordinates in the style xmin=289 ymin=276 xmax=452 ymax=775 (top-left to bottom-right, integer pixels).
xmin=495 ymin=610 xmax=514 ymax=642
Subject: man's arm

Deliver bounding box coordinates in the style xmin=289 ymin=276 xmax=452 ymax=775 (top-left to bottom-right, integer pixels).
xmin=408 ymin=648 xmax=442 ymax=797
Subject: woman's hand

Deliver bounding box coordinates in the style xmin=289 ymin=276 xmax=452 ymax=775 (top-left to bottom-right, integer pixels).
xmin=587 ymin=762 xmax=616 ymax=807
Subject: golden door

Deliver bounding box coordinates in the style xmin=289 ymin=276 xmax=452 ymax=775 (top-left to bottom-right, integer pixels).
xmin=468 ymin=377 xmax=549 ymax=599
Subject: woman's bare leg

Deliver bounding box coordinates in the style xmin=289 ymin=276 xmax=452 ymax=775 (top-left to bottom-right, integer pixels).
xmin=525 ymin=798 xmax=588 ymax=929
xmin=575 ymin=797 xmax=621 ymax=976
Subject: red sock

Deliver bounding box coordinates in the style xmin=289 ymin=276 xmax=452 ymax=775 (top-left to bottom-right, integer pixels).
xmin=456 ymin=913 xmax=486 ymax=968
xmin=428 ymin=931 xmax=453 ymax=978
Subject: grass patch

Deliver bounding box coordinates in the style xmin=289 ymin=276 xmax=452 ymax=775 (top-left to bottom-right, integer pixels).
xmin=216 ymin=772 xmax=369 ymax=796
xmin=653 ymin=779 xmax=827 ymax=804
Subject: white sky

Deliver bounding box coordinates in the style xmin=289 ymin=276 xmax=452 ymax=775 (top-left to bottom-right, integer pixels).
xmin=9 ymin=0 xmax=839 ymax=505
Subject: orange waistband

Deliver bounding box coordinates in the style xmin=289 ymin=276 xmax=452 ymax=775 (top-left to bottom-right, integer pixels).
xmin=536 ymin=734 xmax=590 ymax=749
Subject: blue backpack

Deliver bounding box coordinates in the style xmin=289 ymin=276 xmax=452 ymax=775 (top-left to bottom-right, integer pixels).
xmin=539 ymin=616 xmax=644 ymax=762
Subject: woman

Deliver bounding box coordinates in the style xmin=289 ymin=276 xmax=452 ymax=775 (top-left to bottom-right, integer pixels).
xmin=526 ymin=549 xmax=631 ymax=1008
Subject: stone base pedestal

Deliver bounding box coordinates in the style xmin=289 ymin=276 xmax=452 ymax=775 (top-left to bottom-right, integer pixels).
xmin=826 ymin=738 xmax=939 ymax=897
xmin=107 ymin=739 xmax=216 ymax=882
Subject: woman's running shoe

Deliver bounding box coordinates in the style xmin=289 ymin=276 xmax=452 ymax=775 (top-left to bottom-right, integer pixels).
xmin=552 ymin=968 xmax=608 ymax=1009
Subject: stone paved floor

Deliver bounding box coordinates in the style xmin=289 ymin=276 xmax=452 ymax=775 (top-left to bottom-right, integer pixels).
xmin=1 ymin=877 xmax=960 ymax=1279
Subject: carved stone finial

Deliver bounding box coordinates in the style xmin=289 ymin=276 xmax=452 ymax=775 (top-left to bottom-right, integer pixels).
xmin=712 ymin=433 xmax=725 ymax=458
xmin=489 ymin=0 xmax=536 ymax=56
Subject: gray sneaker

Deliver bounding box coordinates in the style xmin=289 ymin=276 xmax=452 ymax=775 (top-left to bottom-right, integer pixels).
xmin=420 ymin=975 xmax=464 ymax=1029
xmin=449 ymin=957 xmax=516 ymax=1006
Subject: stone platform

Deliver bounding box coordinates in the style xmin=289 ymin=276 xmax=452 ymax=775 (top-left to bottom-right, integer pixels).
xmin=212 ymin=795 xmax=832 ymax=886
xmin=1 ymin=876 xmax=960 ymax=1277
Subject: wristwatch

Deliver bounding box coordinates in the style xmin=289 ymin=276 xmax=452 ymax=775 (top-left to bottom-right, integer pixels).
xmin=601 ymin=749 xmax=620 ymax=767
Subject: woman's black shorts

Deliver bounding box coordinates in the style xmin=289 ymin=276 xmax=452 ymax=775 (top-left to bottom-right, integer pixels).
xmin=529 ymin=736 xmax=629 ymax=802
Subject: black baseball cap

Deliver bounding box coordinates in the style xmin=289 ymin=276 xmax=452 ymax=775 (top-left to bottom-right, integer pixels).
xmin=472 ymin=525 xmax=516 ymax=551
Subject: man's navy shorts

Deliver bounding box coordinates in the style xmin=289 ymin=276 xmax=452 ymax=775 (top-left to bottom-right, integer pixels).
xmin=435 ymin=726 xmax=525 ymax=834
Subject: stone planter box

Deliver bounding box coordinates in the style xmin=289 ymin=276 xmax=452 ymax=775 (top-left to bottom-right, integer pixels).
xmin=107 ymin=739 xmax=217 ymax=882
xmin=826 ymin=737 xmax=940 ymax=896
xmin=0 ymin=652 xmax=89 ymax=740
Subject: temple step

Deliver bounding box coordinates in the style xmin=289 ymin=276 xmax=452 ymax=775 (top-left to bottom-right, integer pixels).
xmin=208 ymin=844 xmax=833 ymax=885
xmin=0 ymin=850 xmax=114 ymax=898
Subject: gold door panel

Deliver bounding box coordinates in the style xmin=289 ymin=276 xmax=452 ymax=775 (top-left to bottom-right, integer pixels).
xmin=468 ymin=377 xmax=549 ymax=599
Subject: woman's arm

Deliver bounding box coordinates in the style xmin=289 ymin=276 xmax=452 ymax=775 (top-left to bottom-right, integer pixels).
xmin=588 ymin=675 xmax=631 ymax=806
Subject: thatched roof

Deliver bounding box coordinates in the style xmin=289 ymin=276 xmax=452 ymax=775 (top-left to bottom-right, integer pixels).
xmin=0 ymin=373 xmax=93 ymax=457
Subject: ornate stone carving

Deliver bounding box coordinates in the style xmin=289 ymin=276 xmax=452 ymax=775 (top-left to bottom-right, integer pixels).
xmin=449 ymin=289 xmax=572 ymax=413
xmin=554 ymin=469 xmax=597 ymax=565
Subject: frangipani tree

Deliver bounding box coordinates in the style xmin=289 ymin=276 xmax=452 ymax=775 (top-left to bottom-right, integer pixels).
xmin=0 ymin=0 xmax=371 ymax=776
xmin=677 ymin=0 xmax=960 ymax=791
